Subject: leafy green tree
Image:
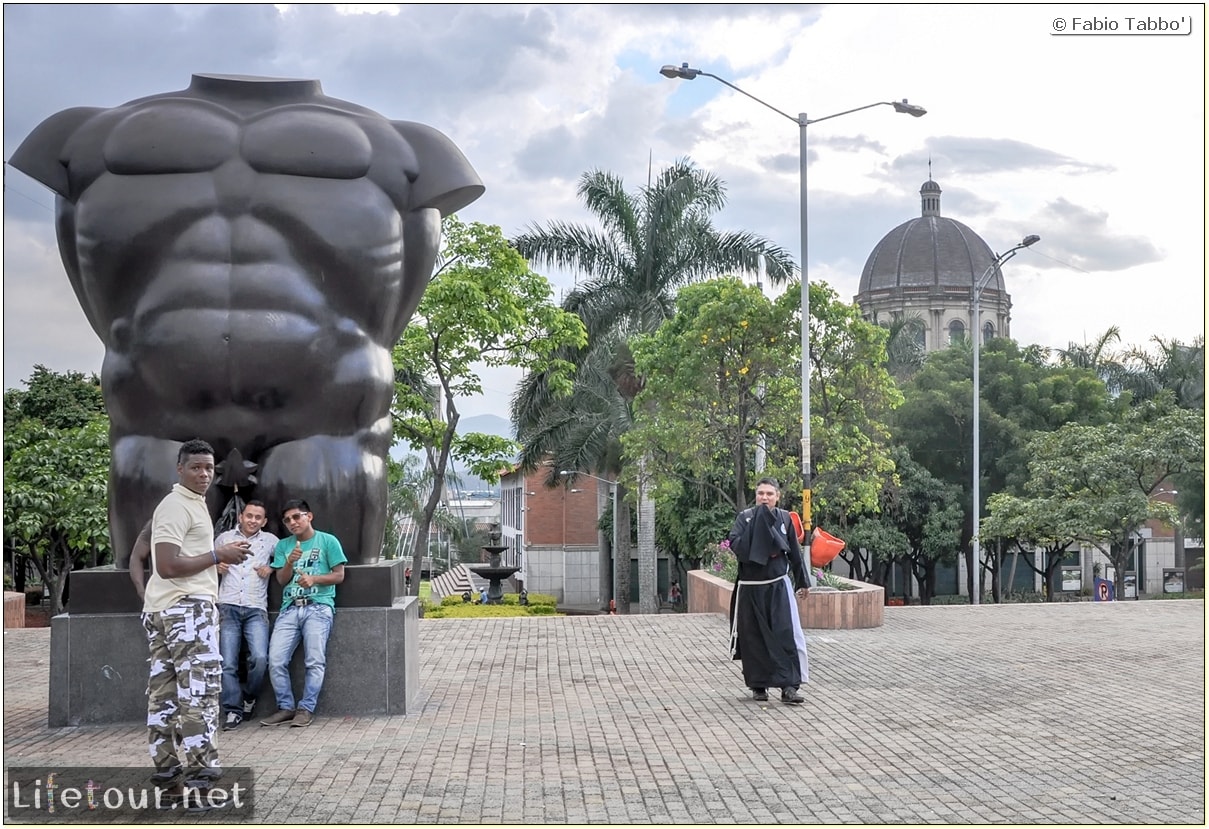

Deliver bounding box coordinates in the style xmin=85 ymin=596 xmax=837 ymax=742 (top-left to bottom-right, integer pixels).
xmin=3 ymin=364 xmax=105 ymax=430
xmin=652 ymin=476 xmax=737 ymax=598
xmin=4 ymin=419 xmax=110 ymax=615
xmin=981 ymin=493 xmax=1085 ymax=601
xmin=4 ymin=367 xmax=111 ymax=612
xmin=513 ymin=159 xmax=794 ymax=613
xmin=393 ymin=217 xmax=586 ymax=595
xmin=895 ymin=339 xmax=1120 ymax=600
xmin=1011 ymin=398 xmax=1202 ymax=598
xmin=807 ymin=282 xmax=902 ymax=526
xmin=626 ymin=278 xmax=800 ymax=510
xmin=843 ymin=447 xmax=962 ymax=604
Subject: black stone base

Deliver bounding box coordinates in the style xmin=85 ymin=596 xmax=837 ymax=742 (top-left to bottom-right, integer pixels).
xmin=65 ymin=559 xmax=410 ymax=614
xmin=49 ymin=597 xmax=420 ymax=727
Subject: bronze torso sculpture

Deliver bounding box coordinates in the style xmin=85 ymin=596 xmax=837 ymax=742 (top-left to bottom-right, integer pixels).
xmin=10 ymin=74 xmax=484 ymax=563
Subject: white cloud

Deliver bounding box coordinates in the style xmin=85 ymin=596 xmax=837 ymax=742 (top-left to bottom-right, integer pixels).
xmin=2 ymin=2 xmax=1203 ymax=417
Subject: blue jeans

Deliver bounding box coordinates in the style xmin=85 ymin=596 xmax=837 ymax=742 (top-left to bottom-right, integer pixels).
xmin=268 ymin=603 xmax=333 ymax=714
xmin=218 ymin=604 xmax=269 ymax=714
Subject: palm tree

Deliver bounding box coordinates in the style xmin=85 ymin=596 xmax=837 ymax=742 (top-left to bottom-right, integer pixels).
xmin=512 ymin=159 xmax=795 ymax=613
xmin=884 ymin=314 xmax=927 ymax=381
xmin=1121 ymin=335 xmax=1205 ymax=409
xmin=1056 ymin=325 xmax=1127 ymax=394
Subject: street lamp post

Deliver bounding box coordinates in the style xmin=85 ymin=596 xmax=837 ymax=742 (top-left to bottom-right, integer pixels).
xmin=561 ymin=471 xmax=621 ymax=612
xmin=970 ymin=234 xmax=1040 ymax=605
xmin=660 ymin=62 xmax=925 ymax=529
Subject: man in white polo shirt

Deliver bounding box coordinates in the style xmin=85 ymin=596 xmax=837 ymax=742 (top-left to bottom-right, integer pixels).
xmin=142 ymin=439 xmax=252 ymax=799
xmin=214 ymin=500 xmax=278 ymax=730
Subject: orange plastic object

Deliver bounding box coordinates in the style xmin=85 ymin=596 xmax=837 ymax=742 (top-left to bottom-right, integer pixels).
xmin=789 ymin=511 xmax=805 ymax=543
xmin=809 ymin=528 xmax=846 ymax=568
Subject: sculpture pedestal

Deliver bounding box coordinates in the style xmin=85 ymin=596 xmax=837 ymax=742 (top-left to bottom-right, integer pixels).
xmin=50 ymin=559 xmax=418 ymax=727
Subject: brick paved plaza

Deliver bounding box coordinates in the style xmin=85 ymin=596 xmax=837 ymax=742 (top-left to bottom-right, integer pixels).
xmin=3 ymin=600 xmax=1204 ymax=823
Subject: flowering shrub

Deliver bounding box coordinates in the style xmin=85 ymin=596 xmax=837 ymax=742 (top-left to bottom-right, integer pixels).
xmin=702 ymin=539 xmax=738 ymax=582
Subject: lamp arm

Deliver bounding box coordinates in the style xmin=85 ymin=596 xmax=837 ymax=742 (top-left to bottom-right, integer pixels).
xmin=975 ymin=243 xmax=1031 ymax=295
xmin=805 ymin=101 xmax=895 ymax=126
xmin=698 ymin=71 xmax=801 ymax=125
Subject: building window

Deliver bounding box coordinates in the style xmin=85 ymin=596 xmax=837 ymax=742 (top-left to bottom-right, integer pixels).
xmin=948 ymin=319 xmax=965 ymax=345
xmin=983 ymin=321 xmax=995 ymax=344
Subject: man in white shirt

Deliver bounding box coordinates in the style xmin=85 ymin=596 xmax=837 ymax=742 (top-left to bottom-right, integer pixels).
xmin=214 ymin=500 xmax=278 ymax=730
xmin=142 ymin=439 xmax=251 ymax=802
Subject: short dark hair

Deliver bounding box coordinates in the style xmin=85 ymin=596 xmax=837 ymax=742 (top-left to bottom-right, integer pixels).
xmin=281 ymin=499 xmax=310 ymax=518
xmin=178 ymin=438 xmax=215 ymax=464
xmin=242 ymin=500 xmax=266 ymax=514
xmin=755 ymin=476 xmax=781 ymax=491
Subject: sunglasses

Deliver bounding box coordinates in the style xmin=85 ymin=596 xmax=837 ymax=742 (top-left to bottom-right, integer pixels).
xmin=282 ymin=512 xmax=309 ymax=524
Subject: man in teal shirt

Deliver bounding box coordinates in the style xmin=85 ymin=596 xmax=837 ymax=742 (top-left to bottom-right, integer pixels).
xmin=260 ymin=499 xmax=347 ymax=728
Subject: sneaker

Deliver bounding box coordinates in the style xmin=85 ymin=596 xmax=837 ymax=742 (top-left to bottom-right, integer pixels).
xmin=260 ymin=709 xmax=295 ymax=726
xmin=242 ymin=697 xmax=257 ymax=717
xmin=752 ymin=689 xmax=769 ymax=702
xmin=222 ymin=711 xmax=243 ymax=731
xmin=290 ymin=709 xmax=314 ymax=728
xmin=781 ymin=688 xmax=805 ymax=705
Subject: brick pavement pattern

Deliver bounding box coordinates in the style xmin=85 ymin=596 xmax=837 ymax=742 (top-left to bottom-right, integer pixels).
xmin=3 ymin=601 xmax=1204 ymax=823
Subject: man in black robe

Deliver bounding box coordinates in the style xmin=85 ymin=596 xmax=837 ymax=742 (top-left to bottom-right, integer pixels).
xmin=727 ymin=477 xmax=812 ymax=704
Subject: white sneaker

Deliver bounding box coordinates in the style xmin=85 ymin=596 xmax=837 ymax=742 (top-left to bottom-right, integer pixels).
xmin=223 ymin=711 xmax=243 ymax=730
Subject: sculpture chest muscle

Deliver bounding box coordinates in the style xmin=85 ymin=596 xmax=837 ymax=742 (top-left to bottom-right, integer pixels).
xmin=68 ymin=106 xmax=412 ymax=438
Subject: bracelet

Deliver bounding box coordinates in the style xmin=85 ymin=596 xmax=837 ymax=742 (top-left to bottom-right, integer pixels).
xmin=211 ymin=549 xmax=219 ymax=565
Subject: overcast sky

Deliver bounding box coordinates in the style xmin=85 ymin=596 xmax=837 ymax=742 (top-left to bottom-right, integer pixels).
xmin=3 ymin=3 xmax=1204 ymax=421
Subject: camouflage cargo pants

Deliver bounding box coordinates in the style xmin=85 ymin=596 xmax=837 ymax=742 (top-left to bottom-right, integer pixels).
xmin=142 ymin=596 xmax=221 ymax=779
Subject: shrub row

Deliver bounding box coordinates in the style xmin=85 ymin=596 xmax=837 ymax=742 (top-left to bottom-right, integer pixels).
xmin=423 ymin=603 xmax=560 ymax=619
xmin=438 ymin=591 xmax=558 ymax=608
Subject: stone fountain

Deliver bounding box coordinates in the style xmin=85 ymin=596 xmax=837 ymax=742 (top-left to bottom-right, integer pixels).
xmin=467 ymin=524 xmax=520 ymax=604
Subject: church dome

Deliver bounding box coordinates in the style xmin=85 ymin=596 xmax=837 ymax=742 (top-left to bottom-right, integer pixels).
xmin=857 ymin=181 xmax=1002 ymax=295
xmin=853 ymin=179 xmax=1012 ymax=351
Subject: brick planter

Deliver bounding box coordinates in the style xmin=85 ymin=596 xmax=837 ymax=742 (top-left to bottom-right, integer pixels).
xmin=687 ymin=570 xmax=884 ymax=629
xmin=4 ymin=591 xmax=26 ymax=629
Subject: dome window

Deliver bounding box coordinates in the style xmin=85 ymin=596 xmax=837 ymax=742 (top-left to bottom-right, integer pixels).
xmin=948 ymin=319 xmax=966 ymax=345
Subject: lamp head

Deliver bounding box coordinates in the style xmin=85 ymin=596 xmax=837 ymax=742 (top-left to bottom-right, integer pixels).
xmin=892 ymin=99 xmax=927 ymax=117
xmin=660 ymin=62 xmax=701 ymax=80
xmin=1021 ymin=234 xmax=1041 ymax=247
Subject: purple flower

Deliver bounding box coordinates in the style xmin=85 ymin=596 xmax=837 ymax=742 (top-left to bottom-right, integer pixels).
xmin=720 ymin=539 xmax=731 ymax=549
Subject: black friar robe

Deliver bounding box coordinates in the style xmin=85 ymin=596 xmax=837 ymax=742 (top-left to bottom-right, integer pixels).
xmin=727 ymin=504 xmax=813 ymax=691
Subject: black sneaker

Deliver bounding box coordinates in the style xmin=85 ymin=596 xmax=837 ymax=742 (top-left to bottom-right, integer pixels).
xmin=781 ymin=688 xmax=805 ymax=705
xmin=242 ymin=697 xmax=256 ymax=717
xmin=752 ymin=688 xmax=769 ymax=701
xmin=223 ymin=711 xmax=243 ymax=731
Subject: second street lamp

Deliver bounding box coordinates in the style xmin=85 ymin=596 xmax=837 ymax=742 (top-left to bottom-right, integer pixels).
xmin=970 ymin=234 xmax=1040 ymax=605
xmin=660 ymin=62 xmax=925 ymax=530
